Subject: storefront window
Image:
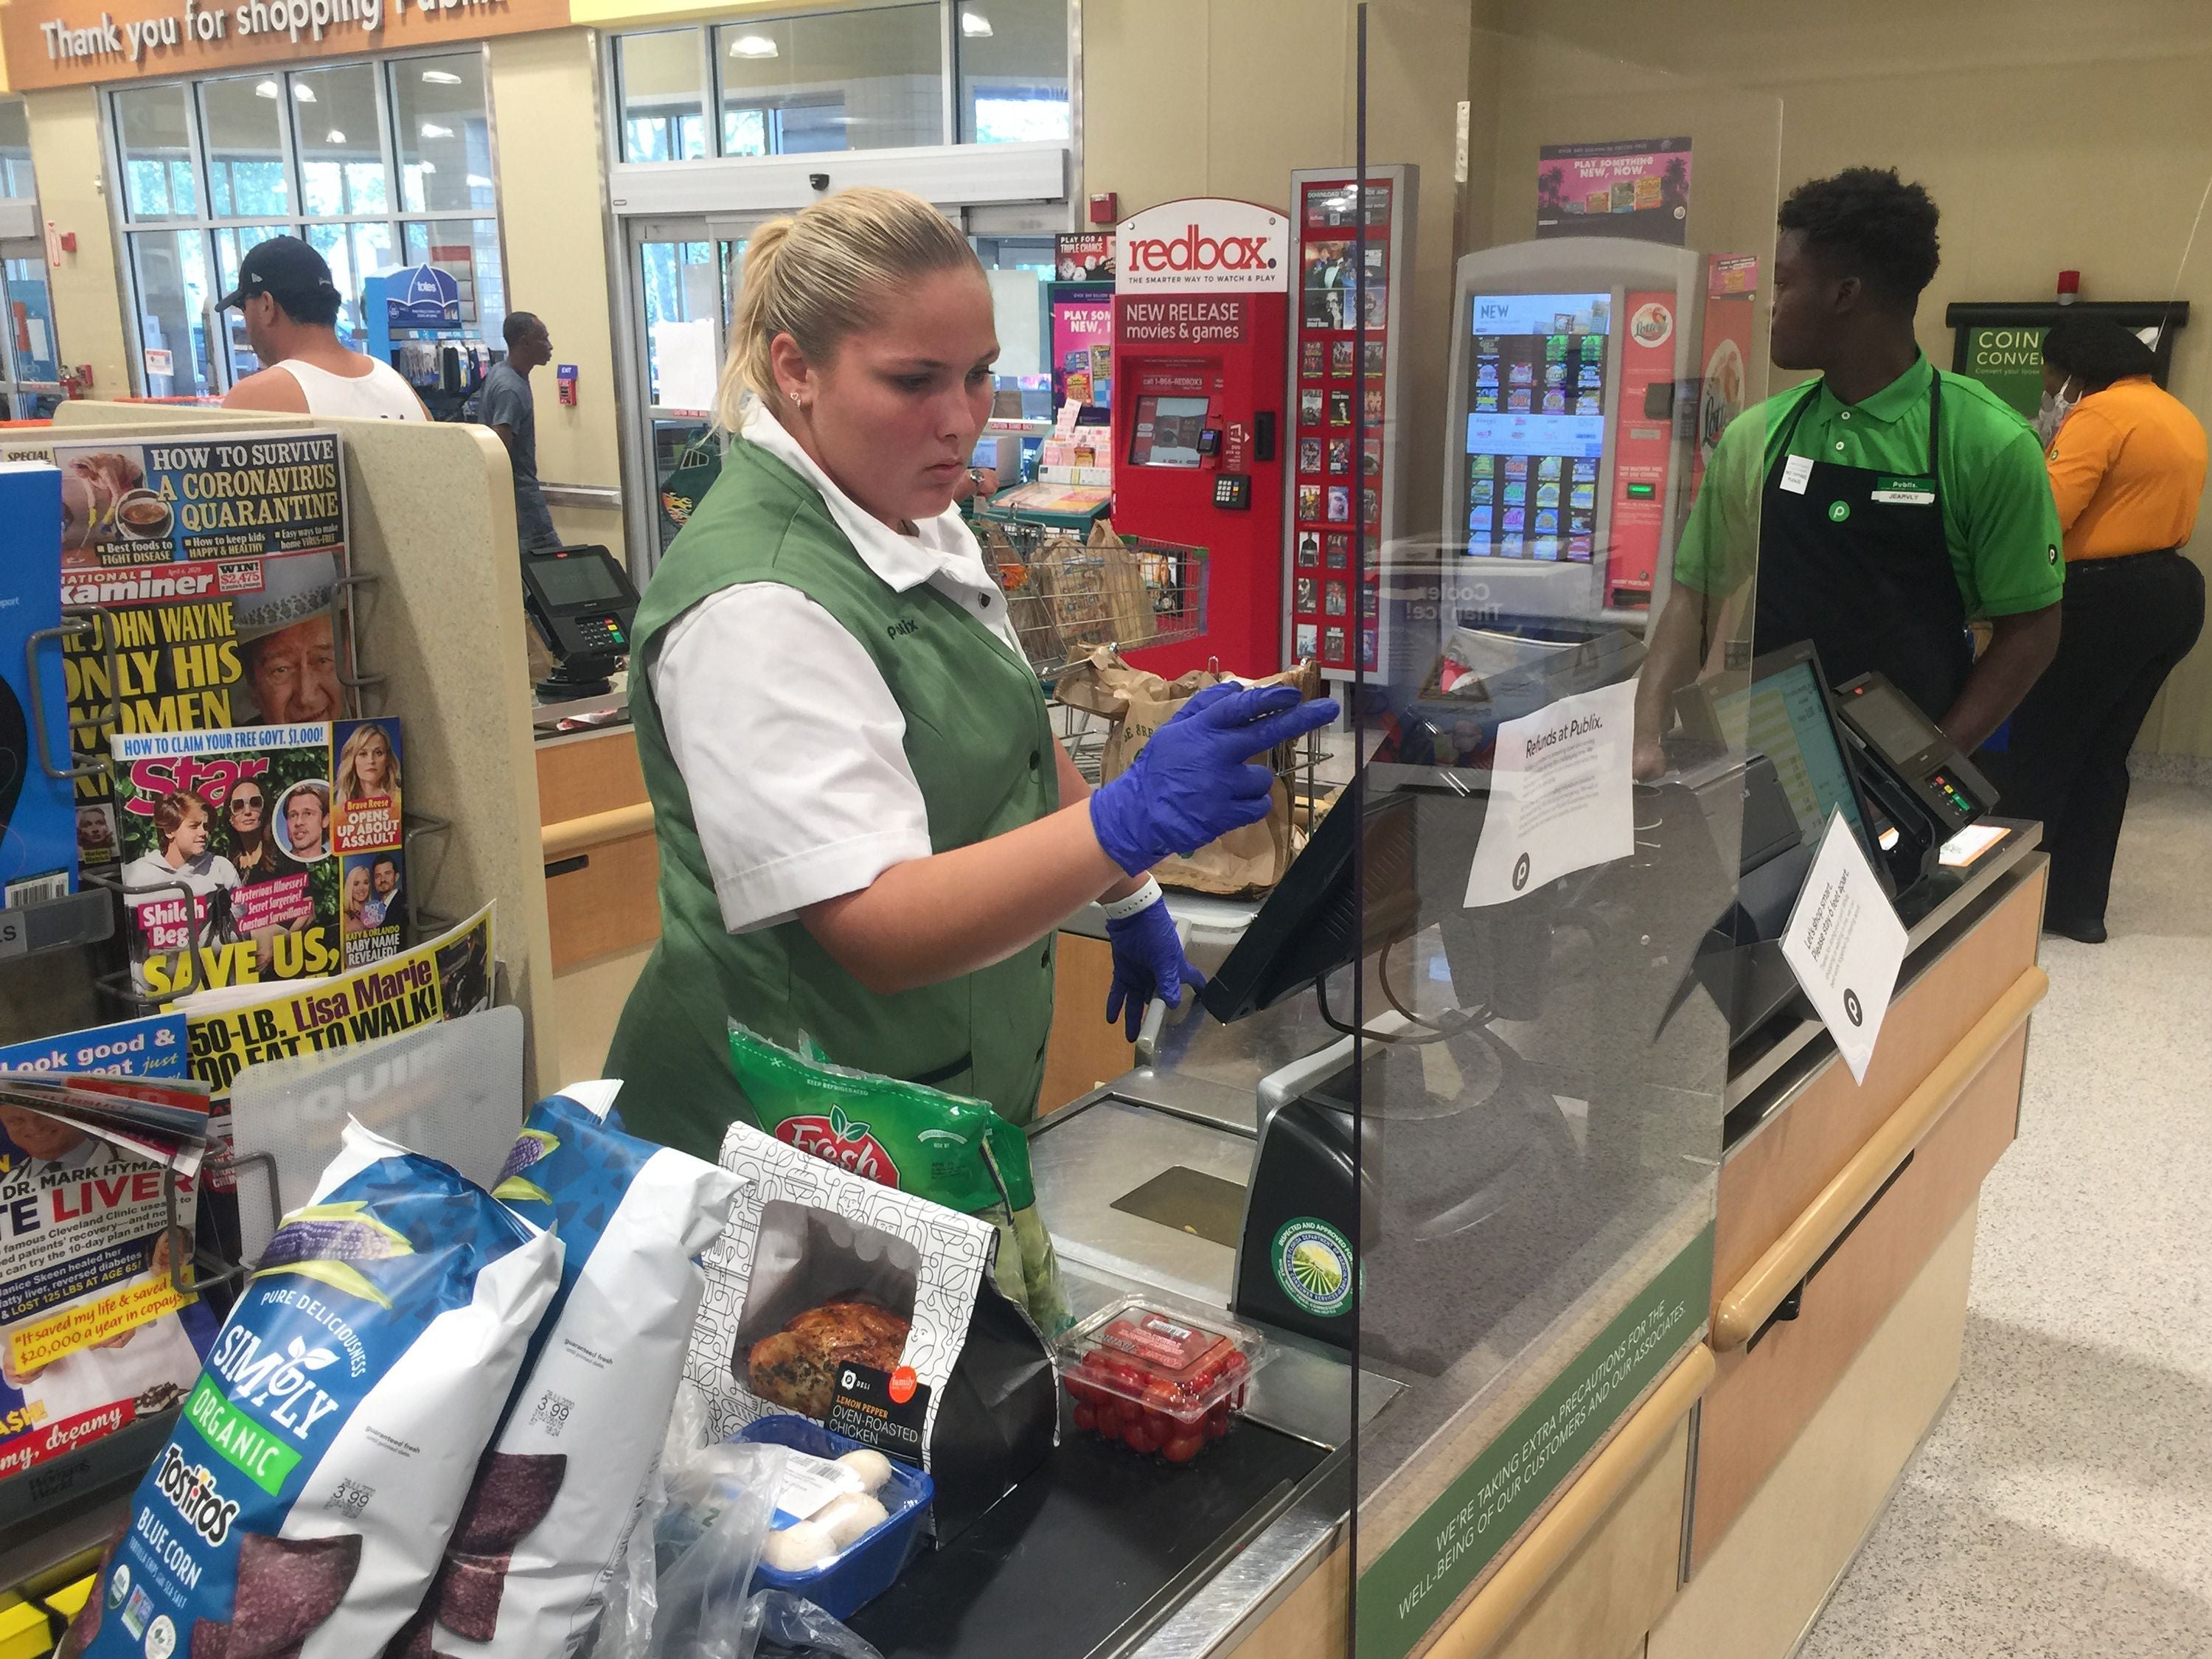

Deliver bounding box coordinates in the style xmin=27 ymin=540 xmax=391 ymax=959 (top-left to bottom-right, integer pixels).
xmin=714 ymin=4 xmax=945 ymax=156
xmin=403 ymin=219 xmax=504 ymax=329
xmin=109 ymin=50 xmax=505 ymax=392
xmin=115 ymin=85 xmax=199 ymax=220
xmin=126 ymin=228 xmax=215 ymax=396
xmin=293 ymin=64 xmax=390 ymax=218
xmin=616 ymin=1 xmax=1070 ymax=164
xmin=619 ymin=31 xmax=709 ymax=162
xmin=956 ymin=0 xmax=1069 ymax=144
xmin=199 ymin=74 xmax=291 ymax=219
xmin=393 ymin=55 xmax=495 ymax=214
xmin=0 ymin=97 xmax=35 ymax=198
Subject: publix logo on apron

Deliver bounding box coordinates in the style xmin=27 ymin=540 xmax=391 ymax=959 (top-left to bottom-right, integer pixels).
xmin=1827 ymin=500 xmax=1851 ymax=524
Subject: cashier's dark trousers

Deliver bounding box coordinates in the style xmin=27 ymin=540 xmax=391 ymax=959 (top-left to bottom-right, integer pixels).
xmin=1984 ymin=549 xmax=2205 ymax=928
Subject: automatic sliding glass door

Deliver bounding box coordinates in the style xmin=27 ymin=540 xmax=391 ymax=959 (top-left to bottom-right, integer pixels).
xmin=624 ymin=216 xmax=752 ymax=567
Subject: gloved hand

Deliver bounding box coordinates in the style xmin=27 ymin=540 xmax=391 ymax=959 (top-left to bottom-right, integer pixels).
xmin=1089 ymin=683 xmax=1340 ymax=876
xmin=1105 ymin=894 xmax=1203 ymax=1040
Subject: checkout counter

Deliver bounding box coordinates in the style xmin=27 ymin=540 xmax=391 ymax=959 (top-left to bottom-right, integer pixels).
xmin=518 ymin=529 xmax=2043 ymax=1658
xmin=839 ymin=644 xmax=2044 ymax=1659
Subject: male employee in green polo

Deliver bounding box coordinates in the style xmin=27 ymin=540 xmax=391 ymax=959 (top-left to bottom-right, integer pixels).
xmin=1635 ymin=167 xmax=2062 ymax=776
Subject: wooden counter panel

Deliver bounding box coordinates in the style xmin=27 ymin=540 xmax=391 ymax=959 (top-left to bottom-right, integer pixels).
xmin=1653 ymin=1204 xmax=1978 ymax=1659
xmin=545 ymin=833 xmax=662 ymax=973
xmin=1039 ymin=932 xmax=1135 ymax=1117
xmin=1716 ymin=860 xmax=2043 ymax=1298
xmin=1481 ymin=1419 xmax=1690 ymax=1659
xmin=1224 ymin=1541 xmax=1349 ymax=1659
xmin=536 ymin=728 xmax=648 ymax=826
xmin=1688 ymin=1026 xmax=2025 ymax=1568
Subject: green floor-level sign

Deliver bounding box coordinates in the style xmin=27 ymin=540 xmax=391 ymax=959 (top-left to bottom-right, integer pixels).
xmin=1356 ymin=1224 xmax=1714 ymax=1659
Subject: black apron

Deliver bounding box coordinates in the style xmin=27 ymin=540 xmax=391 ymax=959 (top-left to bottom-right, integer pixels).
xmin=1753 ymin=375 xmax=1972 ymax=721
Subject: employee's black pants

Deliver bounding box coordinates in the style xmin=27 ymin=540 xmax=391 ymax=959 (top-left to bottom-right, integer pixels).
xmin=1983 ymin=549 xmax=2206 ymax=928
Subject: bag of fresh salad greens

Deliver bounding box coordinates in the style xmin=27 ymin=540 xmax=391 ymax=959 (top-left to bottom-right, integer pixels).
xmin=725 ymin=1024 xmax=1069 ymax=1335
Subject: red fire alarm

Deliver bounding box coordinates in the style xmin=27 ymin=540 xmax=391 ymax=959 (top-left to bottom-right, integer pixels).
xmin=1088 ymin=192 xmax=1118 ymax=226
xmin=59 ymin=230 xmax=77 ymax=253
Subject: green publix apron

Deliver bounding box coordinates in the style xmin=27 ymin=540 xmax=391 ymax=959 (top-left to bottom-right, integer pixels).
xmin=605 ymin=439 xmax=1060 ymax=1161
xmin=1753 ymin=375 xmax=1973 ymax=721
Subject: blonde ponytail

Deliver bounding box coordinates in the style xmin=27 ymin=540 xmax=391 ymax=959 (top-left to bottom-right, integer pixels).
xmin=714 ymin=186 xmax=983 ymax=431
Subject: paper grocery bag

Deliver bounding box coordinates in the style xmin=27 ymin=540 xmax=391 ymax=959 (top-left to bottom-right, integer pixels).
xmin=1055 ymin=647 xmax=1323 ymax=894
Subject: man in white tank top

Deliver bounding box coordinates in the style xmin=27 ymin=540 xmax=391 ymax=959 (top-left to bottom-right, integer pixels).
xmin=219 ymin=235 xmax=430 ymax=421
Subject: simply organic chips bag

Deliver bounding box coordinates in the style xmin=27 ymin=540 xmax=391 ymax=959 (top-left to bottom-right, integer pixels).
xmin=389 ymin=1084 xmax=740 ymax=1659
xmin=73 ymin=1123 xmax=562 ymax=1659
xmin=726 ymin=1025 xmax=1069 ymax=1334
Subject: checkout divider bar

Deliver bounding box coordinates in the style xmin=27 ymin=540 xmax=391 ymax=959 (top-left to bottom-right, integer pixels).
xmin=1711 ymin=964 xmax=2050 ymax=1352
xmin=1423 ymin=1346 xmax=1717 ymax=1659
xmin=542 ymin=801 xmax=655 ymax=863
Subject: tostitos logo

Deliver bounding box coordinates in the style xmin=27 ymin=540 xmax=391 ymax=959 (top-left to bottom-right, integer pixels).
xmin=1117 ymin=200 xmax=1290 ymax=294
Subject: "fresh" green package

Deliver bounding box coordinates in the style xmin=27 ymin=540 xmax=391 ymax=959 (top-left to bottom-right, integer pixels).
xmin=726 ymin=1023 xmax=1071 ymax=1335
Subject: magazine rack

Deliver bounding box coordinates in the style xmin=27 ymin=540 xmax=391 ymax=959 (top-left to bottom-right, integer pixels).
xmin=44 ymin=404 xmax=560 ymax=1093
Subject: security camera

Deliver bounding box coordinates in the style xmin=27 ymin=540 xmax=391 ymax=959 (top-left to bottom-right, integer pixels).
xmin=810 ymin=173 xmax=830 ymax=191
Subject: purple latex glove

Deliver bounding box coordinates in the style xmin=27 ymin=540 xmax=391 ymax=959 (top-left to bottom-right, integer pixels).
xmin=1089 ymin=683 xmax=1340 ymax=877
xmin=1105 ymin=894 xmax=1204 ymax=1040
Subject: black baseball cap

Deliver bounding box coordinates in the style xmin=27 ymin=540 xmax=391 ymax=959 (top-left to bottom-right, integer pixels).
xmin=218 ymin=234 xmax=341 ymax=312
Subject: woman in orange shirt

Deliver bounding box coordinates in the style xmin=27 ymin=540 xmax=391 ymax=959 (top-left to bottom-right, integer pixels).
xmin=1989 ymin=317 xmax=2206 ymax=942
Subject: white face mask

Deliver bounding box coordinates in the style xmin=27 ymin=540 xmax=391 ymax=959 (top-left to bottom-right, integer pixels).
xmin=2035 ymin=375 xmax=2081 ymax=447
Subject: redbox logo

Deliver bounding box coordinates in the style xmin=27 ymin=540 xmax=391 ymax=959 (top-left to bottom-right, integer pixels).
xmin=1126 ymin=227 xmax=1278 ymax=275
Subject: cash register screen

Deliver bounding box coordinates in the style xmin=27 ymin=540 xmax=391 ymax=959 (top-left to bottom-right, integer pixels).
xmin=1708 ymin=658 xmax=1868 ymax=849
xmin=531 ymin=551 xmax=629 ymax=608
xmin=1128 ymin=394 xmax=1208 ymax=467
xmin=1463 ymin=291 xmax=1610 ymax=563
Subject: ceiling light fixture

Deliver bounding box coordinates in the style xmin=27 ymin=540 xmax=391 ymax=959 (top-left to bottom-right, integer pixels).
xmin=466 ymin=173 xmax=491 ymax=187
xmin=325 ymin=128 xmax=347 ymax=144
xmin=420 ymin=122 xmax=453 ymax=139
xmin=728 ymin=33 xmax=778 ymax=58
xmin=960 ymin=10 xmax=992 ymax=36
xmin=417 ymin=161 xmax=437 ymax=173
xmin=421 ymin=69 xmax=462 ymax=85
xmin=254 ymin=80 xmax=279 ymax=99
xmin=292 ymin=83 xmax=316 ymax=102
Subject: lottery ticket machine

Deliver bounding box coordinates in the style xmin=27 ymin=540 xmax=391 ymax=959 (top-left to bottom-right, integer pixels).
xmin=1113 ymin=198 xmax=1293 ymax=677
xmin=1441 ymin=239 xmax=1705 ymax=630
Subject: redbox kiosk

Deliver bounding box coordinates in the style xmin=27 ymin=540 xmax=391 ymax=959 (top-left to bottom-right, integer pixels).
xmin=1113 ymin=198 xmax=1291 ymax=677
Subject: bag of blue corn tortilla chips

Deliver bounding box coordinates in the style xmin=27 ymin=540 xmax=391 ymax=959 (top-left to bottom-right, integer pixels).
xmin=72 ymin=1121 xmax=562 ymax=1659
xmin=387 ymin=1082 xmax=740 ymax=1659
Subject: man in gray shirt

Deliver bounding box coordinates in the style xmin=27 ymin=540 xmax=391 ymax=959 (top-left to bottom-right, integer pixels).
xmin=481 ymin=311 xmax=558 ymax=551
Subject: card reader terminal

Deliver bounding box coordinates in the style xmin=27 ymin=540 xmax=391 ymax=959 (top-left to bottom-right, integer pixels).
xmin=1832 ymin=670 xmax=1994 ymax=888
xmin=520 ymin=544 xmax=641 ymax=700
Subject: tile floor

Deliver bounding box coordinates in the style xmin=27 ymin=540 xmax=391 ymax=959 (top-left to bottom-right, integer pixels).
xmin=1798 ymin=782 xmax=2212 ymax=1656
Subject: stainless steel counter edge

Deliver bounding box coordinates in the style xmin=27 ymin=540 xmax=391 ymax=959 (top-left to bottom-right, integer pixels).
xmin=1127 ymin=1452 xmax=1348 ymax=1659
xmin=1722 ymin=824 xmax=2045 ymax=1133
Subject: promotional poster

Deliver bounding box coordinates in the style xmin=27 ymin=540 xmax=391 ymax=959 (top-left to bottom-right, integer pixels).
xmin=1536 ymin=138 xmax=1692 ymax=245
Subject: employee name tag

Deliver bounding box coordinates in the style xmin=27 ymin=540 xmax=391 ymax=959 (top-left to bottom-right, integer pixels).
xmin=1871 ymin=473 xmax=1936 ymax=505
xmin=1780 ymin=454 xmax=1815 ymax=495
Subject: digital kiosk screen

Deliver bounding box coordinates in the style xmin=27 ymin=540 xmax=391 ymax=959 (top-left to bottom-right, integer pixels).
xmin=1128 ymin=394 xmax=1209 ymax=467
xmin=1464 ymin=291 xmax=1610 ymax=563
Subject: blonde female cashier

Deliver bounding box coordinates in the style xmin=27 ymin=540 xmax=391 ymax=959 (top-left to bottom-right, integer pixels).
xmin=606 ymin=189 xmax=1335 ymax=1158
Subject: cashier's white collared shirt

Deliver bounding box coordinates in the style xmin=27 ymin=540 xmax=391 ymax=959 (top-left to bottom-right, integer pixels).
xmin=651 ymin=402 xmax=1026 ymax=935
